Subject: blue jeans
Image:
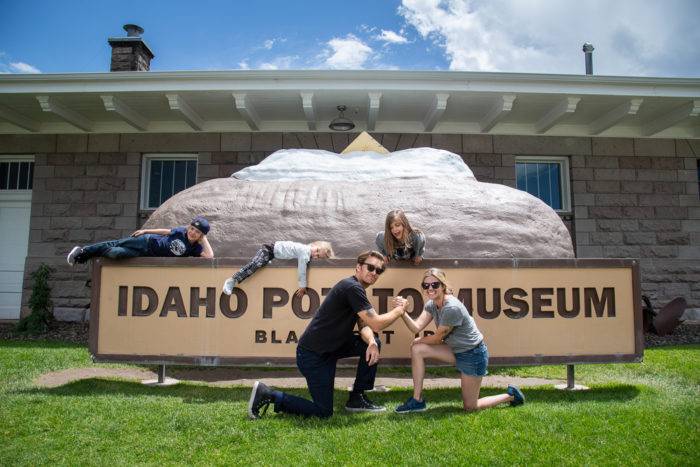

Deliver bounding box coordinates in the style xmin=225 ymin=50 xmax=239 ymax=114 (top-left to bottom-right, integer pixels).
xmin=81 ymin=235 xmax=152 ymax=260
xmin=274 ymin=335 xmax=380 ymax=418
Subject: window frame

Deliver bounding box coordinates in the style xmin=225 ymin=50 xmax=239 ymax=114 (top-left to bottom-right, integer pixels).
xmin=0 ymin=155 xmax=35 ymax=195
xmin=140 ymin=153 xmax=198 ymax=210
xmin=515 ymin=156 xmax=571 ymax=213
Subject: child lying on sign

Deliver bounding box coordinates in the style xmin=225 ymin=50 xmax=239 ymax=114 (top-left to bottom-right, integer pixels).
xmin=223 ymin=241 xmax=334 ymax=298
xmin=66 ymin=216 xmax=214 ymax=265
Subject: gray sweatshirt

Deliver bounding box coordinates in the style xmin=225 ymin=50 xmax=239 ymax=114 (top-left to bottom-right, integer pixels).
xmin=274 ymin=241 xmax=312 ymax=288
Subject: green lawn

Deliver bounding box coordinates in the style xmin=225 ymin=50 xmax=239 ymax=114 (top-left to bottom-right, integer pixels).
xmin=1 ymin=340 xmax=698 ymax=466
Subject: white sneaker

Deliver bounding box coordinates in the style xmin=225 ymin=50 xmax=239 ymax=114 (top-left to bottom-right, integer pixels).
xmin=222 ymin=277 xmax=237 ymax=295
xmin=67 ymin=246 xmax=83 ymax=266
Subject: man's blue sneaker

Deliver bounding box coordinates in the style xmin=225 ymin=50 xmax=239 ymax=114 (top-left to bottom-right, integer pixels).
xmin=395 ymin=396 xmax=427 ymax=414
xmin=507 ymin=385 xmax=525 ymax=406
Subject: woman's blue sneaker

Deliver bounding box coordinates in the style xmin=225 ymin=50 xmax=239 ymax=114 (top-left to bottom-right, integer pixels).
xmin=507 ymin=385 xmax=525 ymax=406
xmin=395 ymin=396 xmax=427 ymax=413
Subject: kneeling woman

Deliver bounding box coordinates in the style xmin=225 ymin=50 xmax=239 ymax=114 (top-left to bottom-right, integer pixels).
xmin=395 ymin=267 xmax=525 ymax=413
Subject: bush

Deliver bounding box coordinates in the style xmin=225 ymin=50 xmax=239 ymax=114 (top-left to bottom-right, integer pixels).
xmin=15 ymin=264 xmax=54 ymax=335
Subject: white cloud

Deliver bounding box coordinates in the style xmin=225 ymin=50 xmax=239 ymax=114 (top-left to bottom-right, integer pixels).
xmin=263 ymin=39 xmax=275 ymax=50
xmin=376 ymin=29 xmax=409 ymax=44
xmin=324 ymin=34 xmax=373 ymax=69
xmin=399 ymin=0 xmax=700 ymax=76
xmin=238 ymin=60 xmax=250 ymax=70
xmin=9 ymin=61 xmax=41 ymax=74
xmin=258 ymin=55 xmax=299 ymax=70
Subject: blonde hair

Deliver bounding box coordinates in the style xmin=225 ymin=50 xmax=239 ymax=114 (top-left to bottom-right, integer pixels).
xmin=383 ymin=209 xmax=420 ymax=258
xmin=422 ymin=267 xmax=453 ymax=295
xmin=310 ymin=240 xmax=335 ymax=259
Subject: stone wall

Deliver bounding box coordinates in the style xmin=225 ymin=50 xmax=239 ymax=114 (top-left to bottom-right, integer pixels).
xmin=0 ymin=132 xmax=697 ymax=318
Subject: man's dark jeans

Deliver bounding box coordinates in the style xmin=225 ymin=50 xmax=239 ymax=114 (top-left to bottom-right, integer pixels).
xmin=274 ymin=335 xmax=381 ymax=418
xmin=81 ymin=235 xmax=152 ymax=260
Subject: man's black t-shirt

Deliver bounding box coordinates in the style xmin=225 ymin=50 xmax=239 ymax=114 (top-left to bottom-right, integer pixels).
xmin=298 ymin=276 xmax=371 ymax=355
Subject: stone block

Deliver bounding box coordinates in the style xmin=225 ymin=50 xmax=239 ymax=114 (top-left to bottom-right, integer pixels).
xmin=689 ymin=208 xmax=700 ymax=220
xmin=462 ymin=135 xmax=493 ymax=153
xmin=677 ymin=170 xmax=697 ymax=182
xmin=98 ymin=178 xmax=125 ymax=191
xmin=221 ymin=133 xmax=251 ymax=151
xmin=122 ymin=204 xmax=138 ymax=217
xmin=593 ymin=168 xmax=636 ymax=180
xmin=622 ymin=206 xmax=656 ymax=219
xmin=51 ymin=217 xmax=82 ymax=229
xmin=682 ymin=220 xmax=700 ymax=232
xmin=585 ymin=156 xmax=618 ymax=168
xmin=211 ymin=152 xmax=236 ymax=164
xmin=639 ymin=194 xmax=679 ymax=206
xmin=98 ymin=153 xmax=126 ymax=165
xmin=636 ymin=170 xmax=677 ymax=182
xmin=56 ymin=135 xmax=88 ymax=153
xmin=0 ymin=134 xmax=56 ymax=153
xmin=49 ymin=153 xmax=75 ymax=166
xmin=633 ymin=138 xmax=675 ymax=157
xmin=680 ymin=195 xmax=699 ymax=207
xmin=596 ymin=220 xmax=639 ymax=232
xmin=590 ymin=232 xmax=623 ymax=245
xmin=639 ymin=220 xmax=681 ymax=232
xmin=594 ymin=194 xmax=637 ymax=206
xmin=114 ymin=191 xmax=137 ymax=204
xmin=30 ymin=191 xmax=52 ymax=203
xmin=42 ymin=229 xmax=68 ymax=241
xmin=620 ymin=181 xmax=653 ymax=193
xmin=687 ymin=183 xmax=699 ymax=195
xmin=54 ymin=166 xmax=86 ymax=177
xmin=575 ymin=219 xmax=596 ymax=232
xmin=603 ymin=245 xmax=641 ymax=258
xmin=97 ymin=204 xmax=122 ymax=216
xmin=476 ymin=153 xmax=501 ymax=166
xmin=651 ymin=157 xmax=684 ymax=170
xmin=576 ymin=245 xmax=603 ymax=257
xmin=642 ymin=246 xmax=678 ymax=258
xmin=88 ymin=134 xmax=120 ymax=152
xmin=34 ymin=165 xmax=55 ymax=178
xmin=586 ymin=180 xmax=620 ymax=193
xmin=74 ymin=153 xmax=99 ymax=165
xmin=251 ymin=132 xmax=283 ymax=152
xmin=623 ymin=232 xmax=656 ymax=245
xmin=494 ymin=167 xmax=515 ymax=180
xmin=653 ymin=182 xmax=684 ymax=194
xmin=86 ymin=165 xmax=118 ymax=177
xmin=684 ymin=157 xmax=698 ymax=170
xmin=573 ymin=193 xmax=595 ymax=206
xmin=657 ymin=232 xmax=690 ymax=245
xmin=45 ymin=178 xmax=72 ymax=191
xmin=29 ymin=216 xmax=51 ymax=229
xmin=569 ymin=155 xmax=585 ymax=168
xmin=654 ymin=206 xmax=687 ymax=219
xmin=28 ymin=243 xmax=56 ymax=257
xmin=572 ymin=168 xmax=594 ymax=180
xmin=94 ymin=229 xmax=122 ymax=240
xmin=591 ymin=137 xmax=634 ymax=156
xmin=52 ymin=307 xmax=89 ymax=322
xmin=114 ymin=216 xmax=137 ymax=229
xmin=197 ymin=152 xmax=212 ymax=165
xmin=432 ymin=134 xmax=462 ymax=153
xmin=125 ymin=178 xmax=140 ymax=191
xmin=69 ymin=204 xmax=97 ymax=216
xmin=576 ymin=232 xmax=590 ymax=245
xmin=678 ymin=246 xmax=700 ymax=259
xmin=589 ymin=206 xmax=623 ymax=219
xmin=29 ymin=229 xmax=42 ymax=243
xmin=68 ymin=229 xmax=93 ymax=242
xmin=72 ymin=178 xmax=98 ymax=191
xmin=121 ymin=133 xmax=221 ymax=152
xmin=619 ymin=157 xmax=651 ymax=169
xmin=197 ymin=164 xmax=219 ymax=179
xmin=83 ymin=217 xmax=114 ymax=229
xmin=493 ymin=135 xmax=591 ymax=155
xmin=471 ymin=166 xmax=494 ymax=180
xmin=117 ymin=165 xmax=140 ymax=178
xmin=236 ymin=152 xmax=267 ymax=165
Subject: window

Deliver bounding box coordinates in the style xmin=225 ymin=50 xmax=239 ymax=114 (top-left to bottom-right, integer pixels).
xmin=0 ymin=159 xmax=34 ymax=190
xmin=515 ymin=157 xmax=570 ymax=212
xmin=141 ymin=154 xmax=197 ymax=209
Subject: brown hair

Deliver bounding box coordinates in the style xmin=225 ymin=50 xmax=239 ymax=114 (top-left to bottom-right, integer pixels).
xmin=357 ymin=250 xmax=385 ymax=266
xmin=422 ymin=267 xmax=453 ymax=295
xmin=383 ymin=209 xmax=420 ymax=258
xmin=310 ymin=240 xmax=335 ymax=259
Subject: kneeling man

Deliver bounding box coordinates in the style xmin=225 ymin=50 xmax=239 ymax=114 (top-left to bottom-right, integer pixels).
xmin=248 ymin=250 xmax=407 ymax=419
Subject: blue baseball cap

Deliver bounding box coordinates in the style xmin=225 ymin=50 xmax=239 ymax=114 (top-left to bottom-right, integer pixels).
xmin=190 ymin=216 xmax=210 ymax=235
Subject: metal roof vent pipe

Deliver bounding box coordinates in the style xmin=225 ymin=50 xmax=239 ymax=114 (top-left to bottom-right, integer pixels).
xmin=582 ymin=42 xmax=594 ymax=75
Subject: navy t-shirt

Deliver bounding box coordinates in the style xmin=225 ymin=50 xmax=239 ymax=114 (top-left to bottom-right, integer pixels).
xmin=147 ymin=227 xmax=203 ymax=257
xmin=298 ymin=276 xmax=372 ymax=355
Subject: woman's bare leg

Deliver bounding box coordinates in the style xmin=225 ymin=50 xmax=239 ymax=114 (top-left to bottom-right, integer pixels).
xmin=460 ymin=374 xmax=513 ymax=411
xmin=410 ymin=343 xmax=455 ymax=400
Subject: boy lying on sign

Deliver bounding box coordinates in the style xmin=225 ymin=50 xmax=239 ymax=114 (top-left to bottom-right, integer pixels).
xmin=66 ymin=216 xmax=214 ymax=265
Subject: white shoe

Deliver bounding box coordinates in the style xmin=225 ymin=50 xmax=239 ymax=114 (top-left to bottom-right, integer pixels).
xmin=223 ymin=277 xmax=237 ymax=295
xmin=67 ymin=246 xmax=83 ymax=266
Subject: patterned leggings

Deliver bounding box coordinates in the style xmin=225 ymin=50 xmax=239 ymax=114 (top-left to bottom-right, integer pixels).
xmin=232 ymin=244 xmax=275 ymax=284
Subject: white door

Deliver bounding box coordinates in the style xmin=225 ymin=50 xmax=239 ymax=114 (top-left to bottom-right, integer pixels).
xmin=0 ymin=162 xmax=33 ymax=319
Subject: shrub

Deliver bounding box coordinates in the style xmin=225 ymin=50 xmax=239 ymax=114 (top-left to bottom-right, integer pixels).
xmin=15 ymin=264 xmax=54 ymax=335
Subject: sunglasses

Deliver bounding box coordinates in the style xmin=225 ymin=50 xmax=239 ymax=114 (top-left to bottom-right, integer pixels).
xmin=421 ymin=281 xmax=442 ymax=290
xmin=362 ymin=263 xmax=385 ymax=275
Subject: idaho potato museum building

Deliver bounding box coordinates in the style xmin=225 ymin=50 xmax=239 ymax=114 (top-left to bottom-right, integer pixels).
xmin=0 ymin=29 xmax=698 ymax=322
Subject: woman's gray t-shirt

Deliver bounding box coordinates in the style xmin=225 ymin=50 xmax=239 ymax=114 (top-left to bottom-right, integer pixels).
xmin=426 ymin=295 xmax=483 ymax=353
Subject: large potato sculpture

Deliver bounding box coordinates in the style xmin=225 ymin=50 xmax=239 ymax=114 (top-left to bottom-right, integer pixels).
xmin=144 ymin=144 xmax=574 ymax=259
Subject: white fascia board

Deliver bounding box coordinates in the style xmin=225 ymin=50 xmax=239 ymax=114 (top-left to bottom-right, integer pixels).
xmin=1 ymin=71 xmax=698 ymax=98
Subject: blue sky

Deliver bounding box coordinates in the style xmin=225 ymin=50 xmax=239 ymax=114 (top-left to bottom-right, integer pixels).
xmin=1 ymin=0 xmax=698 ymax=77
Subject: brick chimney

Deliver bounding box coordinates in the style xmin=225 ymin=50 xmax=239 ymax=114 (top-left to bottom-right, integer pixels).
xmin=108 ymin=24 xmax=154 ymax=71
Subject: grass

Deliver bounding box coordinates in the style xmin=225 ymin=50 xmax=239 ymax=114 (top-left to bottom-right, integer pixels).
xmin=1 ymin=340 xmax=698 ymax=466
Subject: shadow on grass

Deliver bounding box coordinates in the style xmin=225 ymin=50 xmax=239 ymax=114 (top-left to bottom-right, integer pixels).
xmin=0 ymin=339 xmax=85 ymax=350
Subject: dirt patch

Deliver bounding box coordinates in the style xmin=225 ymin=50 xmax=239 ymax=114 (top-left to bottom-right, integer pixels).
xmin=35 ymin=366 xmax=559 ymax=390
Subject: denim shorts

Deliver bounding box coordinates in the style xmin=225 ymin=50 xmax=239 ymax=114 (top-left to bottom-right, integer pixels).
xmin=454 ymin=341 xmax=489 ymax=377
